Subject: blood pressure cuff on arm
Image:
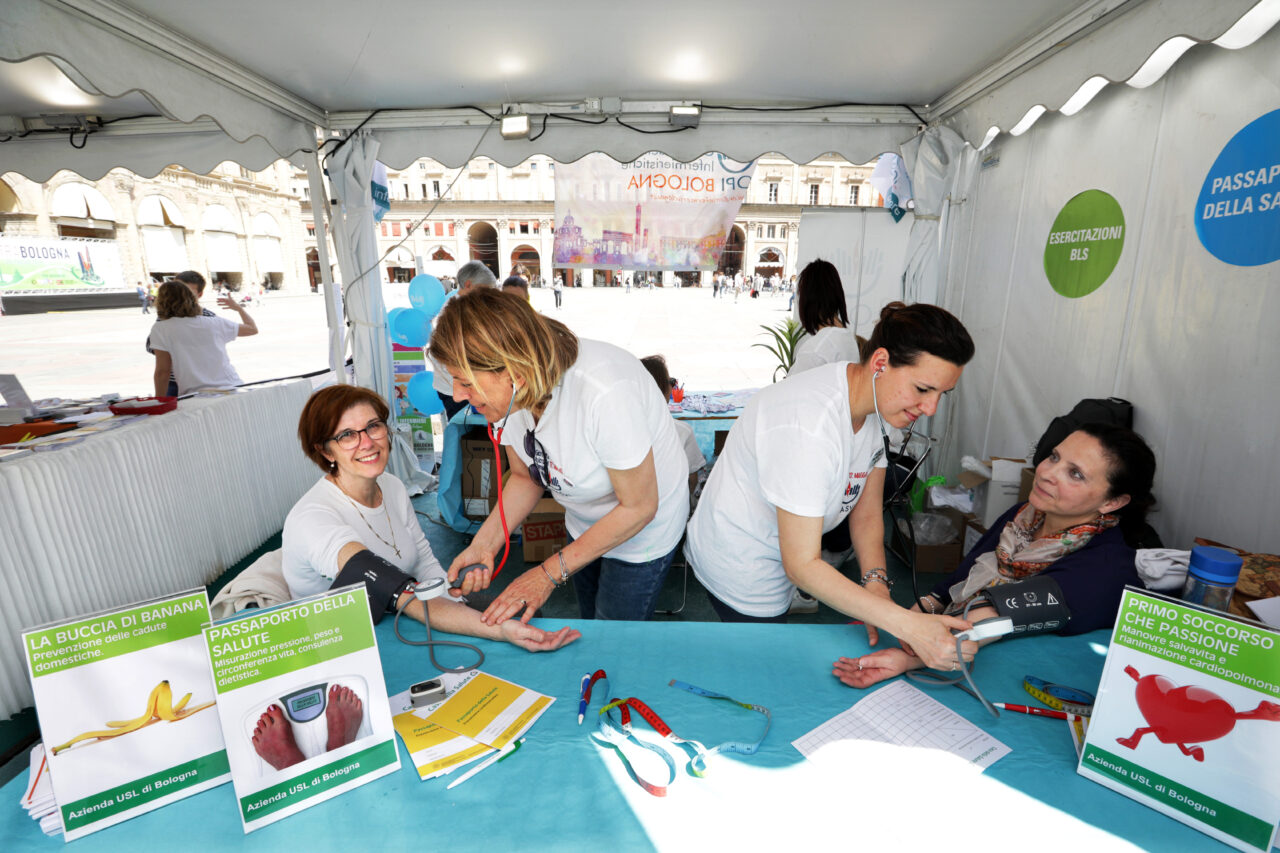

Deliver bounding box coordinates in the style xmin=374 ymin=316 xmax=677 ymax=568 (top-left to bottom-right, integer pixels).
xmin=331 ymin=550 xmax=414 ymax=624
xmin=977 ymin=575 xmax=1071 ymax=635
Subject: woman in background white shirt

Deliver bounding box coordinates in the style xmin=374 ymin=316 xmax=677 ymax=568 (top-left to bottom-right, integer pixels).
xmin=149 ymin=281 xmax=255 ymax=395
xmin=790 ymin=259 xmax=861 ymax=375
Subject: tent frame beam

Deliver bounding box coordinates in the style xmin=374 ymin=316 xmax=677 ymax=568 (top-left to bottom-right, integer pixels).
xmin=53 ymin=0 xmax=328 ymax=127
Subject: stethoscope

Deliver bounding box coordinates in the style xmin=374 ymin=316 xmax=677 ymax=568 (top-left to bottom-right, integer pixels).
xmin=869 ymin=363 xmax=936 ymax=505
xmin=479 ymin=380 xmax=520 ymax=580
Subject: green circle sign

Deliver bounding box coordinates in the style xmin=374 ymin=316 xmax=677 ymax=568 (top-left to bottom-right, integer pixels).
xmin=1043 ymin=190 xmax=1125 ymax=298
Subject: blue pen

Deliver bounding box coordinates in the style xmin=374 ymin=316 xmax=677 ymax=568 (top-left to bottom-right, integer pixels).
xmin=577 ymin=673 xmax=590 ymax=725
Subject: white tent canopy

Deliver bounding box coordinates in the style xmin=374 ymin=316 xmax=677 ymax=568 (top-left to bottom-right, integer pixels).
xmin=2 ymin=0 xmax=1279 ymax=556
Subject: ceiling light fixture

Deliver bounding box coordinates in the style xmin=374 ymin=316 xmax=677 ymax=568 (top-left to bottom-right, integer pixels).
xmin=668 ymin=104 xmax=701 ymax=128
xmin=500 ymin=114 xmax=531 ymax=139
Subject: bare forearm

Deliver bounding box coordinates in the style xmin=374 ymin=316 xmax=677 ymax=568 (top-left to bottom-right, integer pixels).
xmin=551 ymin=500 xmax=652 ymax=577
xmin=789 ymin=557 xmax=913 ymax=635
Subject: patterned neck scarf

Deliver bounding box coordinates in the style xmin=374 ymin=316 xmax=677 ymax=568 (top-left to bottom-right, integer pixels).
xmin=947 ymin=502 xmax=1118 ymax=612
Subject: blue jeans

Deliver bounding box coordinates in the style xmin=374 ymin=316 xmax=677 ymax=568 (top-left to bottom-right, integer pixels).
xmin=571 ymin=540 xmax=678 ymax=621
xmin=707 ymin=592 xmax=789 ymax=624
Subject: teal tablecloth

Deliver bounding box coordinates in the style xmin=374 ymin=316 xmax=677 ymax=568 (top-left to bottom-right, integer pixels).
xmin=2 ymin=620 xmax=1250 ymax=851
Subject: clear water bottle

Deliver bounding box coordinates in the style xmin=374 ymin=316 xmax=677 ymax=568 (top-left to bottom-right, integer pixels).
xmin=1181 ymin=545 xmax=1243 ymax=612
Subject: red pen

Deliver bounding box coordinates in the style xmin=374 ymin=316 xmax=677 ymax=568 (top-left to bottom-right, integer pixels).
xmin=993 ymin=703 xmax=1070 ymax=720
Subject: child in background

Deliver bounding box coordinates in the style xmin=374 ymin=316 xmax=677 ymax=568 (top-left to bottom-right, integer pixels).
xmin=640 ymin=355 xmax=704 ymax=498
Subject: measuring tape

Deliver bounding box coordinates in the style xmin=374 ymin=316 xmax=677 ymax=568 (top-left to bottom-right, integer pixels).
xmin=591 ymin=681 xmax=771 ymax=796
xmin=1023 ymin=675 xmax=1095 ymax=715
xmin=667 ymin=680 xmax=772 ymax=770
xmin=593 ymin=697 xmax=681 ymax=797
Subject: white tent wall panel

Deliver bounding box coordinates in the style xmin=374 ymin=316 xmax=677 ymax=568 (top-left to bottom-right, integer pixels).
xmin=942 ymin=28 xmax=1280 ymax=552
xmin=1117 ymin=32 xmax=1280 ymax=554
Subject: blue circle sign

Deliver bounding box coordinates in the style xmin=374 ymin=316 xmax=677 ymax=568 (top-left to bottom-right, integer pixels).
xmin=1194 ymin=109 xmax=1280 ymax=266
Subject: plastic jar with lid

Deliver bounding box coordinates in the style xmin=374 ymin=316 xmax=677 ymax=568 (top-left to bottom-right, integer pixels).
xmin=1181 ymin=545 xmax=1243 ymax=612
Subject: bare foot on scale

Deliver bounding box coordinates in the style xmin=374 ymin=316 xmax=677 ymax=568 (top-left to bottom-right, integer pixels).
xmin=251 ymin=705 xmax=305 ymax=770
xmin=325 ymin=684 xmax=364 ymax=751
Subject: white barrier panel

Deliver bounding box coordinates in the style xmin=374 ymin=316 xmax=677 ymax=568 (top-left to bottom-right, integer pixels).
xmin=0 ymin=380 xmax=316 ymax=719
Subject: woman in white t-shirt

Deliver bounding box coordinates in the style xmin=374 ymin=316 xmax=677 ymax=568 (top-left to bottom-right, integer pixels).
xmin=686 ymin=301 xmax=979 ymax=673
xmin=149 ymin=281 xmax=256 ymax=395
xmin=282 ymin=384 xmax=580 ymax=653
xmin=789 ymin=259 xmax=861 ymax=375
xmin=430 ymin=288 xmax=689 ymax=623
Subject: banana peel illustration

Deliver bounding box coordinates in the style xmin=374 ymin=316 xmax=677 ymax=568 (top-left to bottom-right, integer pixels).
xmin=51 ymin=680 xmax=216 ymax=754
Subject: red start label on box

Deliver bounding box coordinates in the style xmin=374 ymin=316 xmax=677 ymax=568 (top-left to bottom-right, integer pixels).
xmin=525 ymin=521 xmax=566 ymax=541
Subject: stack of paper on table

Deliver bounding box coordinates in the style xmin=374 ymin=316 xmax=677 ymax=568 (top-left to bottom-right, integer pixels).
xmin=19 ymin=744 xmax=62 ymax=838
xmin=388 ymin=670 xmax=554 ymax=780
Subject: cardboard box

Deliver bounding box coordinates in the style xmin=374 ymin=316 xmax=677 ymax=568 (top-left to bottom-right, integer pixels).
xmin=484 ymin=468 xmax=568 ymax=563
xmin=909 ymin=507 xmax=967 ymax=575
xmin=962 ymin=515 xmax=987 ymax=555
xmin=521 ymin=499 xmax=568 ymax=563
xmin=460 ymin=436 xmax=497 ymax=519
xmin=957 ymin=456 xmax=1033 ymax=529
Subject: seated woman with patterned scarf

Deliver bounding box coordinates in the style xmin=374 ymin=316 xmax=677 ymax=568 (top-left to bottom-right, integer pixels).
xmin=834 ymin=422 xmax=1156 ymax=688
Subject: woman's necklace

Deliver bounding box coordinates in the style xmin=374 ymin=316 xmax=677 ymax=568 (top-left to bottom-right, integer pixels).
xmin=332 ymin=476 xmax=401 ymax=559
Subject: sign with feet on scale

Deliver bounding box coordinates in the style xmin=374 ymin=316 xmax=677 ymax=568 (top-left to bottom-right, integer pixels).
xmin=203 ymin=585 xmax=399 ymax=833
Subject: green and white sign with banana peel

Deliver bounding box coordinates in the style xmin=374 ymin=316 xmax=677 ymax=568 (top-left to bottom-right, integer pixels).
xmin=22 ymin=589 xmax=229 ymax=840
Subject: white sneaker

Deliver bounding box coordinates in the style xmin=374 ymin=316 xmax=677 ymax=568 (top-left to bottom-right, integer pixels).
xmin=788 ymin=588 xmax=819 ymax=614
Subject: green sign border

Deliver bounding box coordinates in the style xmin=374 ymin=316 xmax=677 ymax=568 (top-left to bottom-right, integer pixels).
xmin=61 ymin=750 xmax=229 ymax=832
xmin=239 ymin=740 xmax=396 ymax=822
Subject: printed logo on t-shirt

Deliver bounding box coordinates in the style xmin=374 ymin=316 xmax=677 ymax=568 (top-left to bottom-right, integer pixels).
xmin=841 ymin=471 xmax=862 ymax=512
xmin=869 ymin=447 xmax=885 ymax=467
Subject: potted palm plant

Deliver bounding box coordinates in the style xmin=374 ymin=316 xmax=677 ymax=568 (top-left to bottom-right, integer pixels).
xmin=753 ymin=318 xmax=805 ymax=381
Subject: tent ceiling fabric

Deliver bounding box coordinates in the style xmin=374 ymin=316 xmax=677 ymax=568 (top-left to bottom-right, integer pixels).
xmin=0 ymin=1 xmax=317 ymax=161
xmin=112 ymin=0 xmax=1079 ymax=110
xmin=940 ymin=0 xmax=1265 ymax=143
xmin=2 ymin=0 xmax=1271 ymax=177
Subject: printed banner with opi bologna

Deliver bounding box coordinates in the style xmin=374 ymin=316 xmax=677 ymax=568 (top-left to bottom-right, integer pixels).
xmin=553 ymin=151 xmax=755 ymax=271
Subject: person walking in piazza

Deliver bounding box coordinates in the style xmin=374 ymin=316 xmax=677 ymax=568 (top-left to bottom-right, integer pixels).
xmin=553 ymin=272 xmax=564 ymax=309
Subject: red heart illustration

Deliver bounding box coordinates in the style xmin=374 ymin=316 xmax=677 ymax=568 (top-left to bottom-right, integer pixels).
xmin=1134 ymin=674 xmax=1236 ymax=744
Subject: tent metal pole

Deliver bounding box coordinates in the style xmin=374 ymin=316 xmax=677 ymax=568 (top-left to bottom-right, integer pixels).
xmin=306 ymin=148 xmax=347 ymax=381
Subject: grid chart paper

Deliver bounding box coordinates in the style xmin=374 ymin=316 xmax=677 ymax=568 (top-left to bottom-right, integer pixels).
xmin=793 ymin=680 xmax=1010 ymax=770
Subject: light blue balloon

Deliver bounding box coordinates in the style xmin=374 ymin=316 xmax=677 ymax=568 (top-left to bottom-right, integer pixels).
xmin=392 ymin=307 xmax=430 ymax=348
xmin=408 ymin=371 xmax=443 ymax=415
xmin=386 ymin=307 xmax=406 ymax=335
xmin=408 ymin=274 xmax=447 ymax=318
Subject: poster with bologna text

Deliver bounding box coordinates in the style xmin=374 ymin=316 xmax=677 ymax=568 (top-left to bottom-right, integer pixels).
xmin=203 ymin=586 xmax=399 ymax=832
xmin=1078 ymin=589 xmax=1280 ymax=852
xmin=0 ymin=235 xmax=128 ymax=297
xmin=22 ymin=589 xmax=229 ymax=841
xmin=553 ymin=151 xmax=755 ymax=271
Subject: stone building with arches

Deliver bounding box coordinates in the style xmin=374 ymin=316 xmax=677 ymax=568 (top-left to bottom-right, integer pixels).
xmin=0 ymin=162 xmax=305 ymax=312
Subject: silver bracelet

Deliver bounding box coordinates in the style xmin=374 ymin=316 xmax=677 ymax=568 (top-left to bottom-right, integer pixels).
xmin=860 ymin=568 xmax=893 ymax=589
xmin=540 ymin=564 xmax=560 ymax=588
xmin=919 ymin=595 xmax=938 ymax=614
xmin=557 ymin=551 xmax=571 ymax=585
